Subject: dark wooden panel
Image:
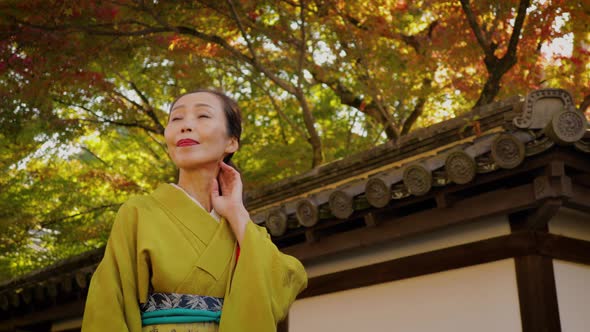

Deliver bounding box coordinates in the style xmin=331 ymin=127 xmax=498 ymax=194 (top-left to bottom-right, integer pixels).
xmin=0 ymin=300 xmax=84 ymax=331
xmin=566 ymin=183 xmax=590 ymax=213
xmin=514 ymin=255 xmax=561 ymax=332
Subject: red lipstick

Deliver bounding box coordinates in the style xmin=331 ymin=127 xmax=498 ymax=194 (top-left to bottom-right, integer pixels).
xmin=177 ymin=139 xmax=199 ymax=147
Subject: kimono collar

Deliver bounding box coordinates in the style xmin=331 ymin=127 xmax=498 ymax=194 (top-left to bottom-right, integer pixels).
xmin=169 ymin=183 xmax=221 ymax=222
xmin=150 ymin=183 xmax=219 ymax=244
xmin=150 ymin=183 xmax=235 ymax=280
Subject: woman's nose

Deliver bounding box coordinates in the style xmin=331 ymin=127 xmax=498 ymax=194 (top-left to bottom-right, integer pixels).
xmin=181 ymin=126 xmax=192 ymax=133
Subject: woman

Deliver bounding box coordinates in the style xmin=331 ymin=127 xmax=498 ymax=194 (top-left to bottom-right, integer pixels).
xmin=82 ymin=89 xmax=308 ymax=332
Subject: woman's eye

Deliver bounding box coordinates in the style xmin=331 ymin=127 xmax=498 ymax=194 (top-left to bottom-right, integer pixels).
xmin=171 ymin=117 xmax=181 ymax=121
xmin=198 ymin=115 xmax=210 ymax=119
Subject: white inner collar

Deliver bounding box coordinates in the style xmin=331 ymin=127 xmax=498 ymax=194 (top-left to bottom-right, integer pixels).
xmin=170 ymin=183 xmax=221 ymax=222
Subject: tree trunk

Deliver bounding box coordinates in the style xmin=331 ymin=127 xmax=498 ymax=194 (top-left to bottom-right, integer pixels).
xmin=461 ymin=0 xmax=531 ymax=107
xmin=295 ymin=89 xmax=324 ymax=167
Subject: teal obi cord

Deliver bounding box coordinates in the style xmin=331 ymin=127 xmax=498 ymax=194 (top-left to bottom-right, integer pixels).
xmin=141 ymin=308 xmax=222 ymax=326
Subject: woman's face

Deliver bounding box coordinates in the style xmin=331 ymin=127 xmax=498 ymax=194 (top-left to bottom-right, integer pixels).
xmin=164 ymin=92 xmax=238 ymax=171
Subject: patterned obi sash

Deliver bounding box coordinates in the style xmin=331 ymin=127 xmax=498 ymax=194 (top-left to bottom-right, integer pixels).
xmin=140 ymin=293 xmax=224 ymax=326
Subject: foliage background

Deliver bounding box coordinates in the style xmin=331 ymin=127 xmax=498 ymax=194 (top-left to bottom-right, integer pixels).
xmin=1 ymin=0 xmax=589 ymax=282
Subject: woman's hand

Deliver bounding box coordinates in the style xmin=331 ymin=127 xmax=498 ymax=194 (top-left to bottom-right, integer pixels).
xmin=211 ymin=161 xmax=250 ymax=243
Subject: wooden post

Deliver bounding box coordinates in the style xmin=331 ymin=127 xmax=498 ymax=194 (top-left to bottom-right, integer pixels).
xmin=514 ymin=255 xmax=561 ymax=332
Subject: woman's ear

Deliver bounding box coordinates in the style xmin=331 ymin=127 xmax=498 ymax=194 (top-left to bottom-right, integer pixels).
xmin=224 ymin=137 xmax=239 ymax=154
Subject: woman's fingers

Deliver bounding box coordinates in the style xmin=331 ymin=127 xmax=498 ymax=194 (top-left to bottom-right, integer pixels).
xmin=210 ymin=178 xmax=220 ymax=198
xmin=218 ymin=161 xmax=243 ymax=198
xmin=218 ymin=169 xmax=232 ymax=193
xmin=220 ymin=162 xmax=241 ymax=179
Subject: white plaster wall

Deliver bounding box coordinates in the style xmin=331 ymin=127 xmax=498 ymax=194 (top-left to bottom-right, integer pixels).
xmin=553 ymin=260 xmax=590 ymax=332
xmin=305 ymin=214 xmax=510 ymax=278
xmin=290 ymin=259 xmax=522 ymax=332
xmin=549 ymin=208 xmax=590 ymax=242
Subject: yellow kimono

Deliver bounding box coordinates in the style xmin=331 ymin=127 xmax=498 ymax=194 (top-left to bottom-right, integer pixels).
xmin=82 ymin=183 xmax=307 ymax=332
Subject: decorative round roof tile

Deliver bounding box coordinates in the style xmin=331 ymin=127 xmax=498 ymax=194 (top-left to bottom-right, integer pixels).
xmin=491 ymin=134 xmax=525 ymax=169
xmin=295 ymin=199 xmax=319 ymax=227
xmin=329 ymin=190 xmax=354 ymax=219
xmin=544 ymin=109 xmax=587 ymax=145
xmin=403 ymin=165 xmax=432 ymax=196
xmin=445 ymin=151 xmax=476 ymax=185
xmin=265 ymin=208 xmax=288 ymax=237
xmin=365 ymin=177 xmax=391 ymax=208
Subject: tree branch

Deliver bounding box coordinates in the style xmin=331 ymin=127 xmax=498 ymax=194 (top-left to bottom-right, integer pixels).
xmin=224 ymin=0 xmax=321 ymax=165
xmin=401 ymin=98 xmax=426 ymax=135
xmin=111 ymin=89 xmax=145 ymax=111
xmin=41 ymin=204 xmax=120 ymax=228
xmin=80 ymin=147 xmax=110 ymax=167
xmin=232 ymin=62 xmax=310 ymax=142
xmin=222 ymin=1 xmax=295 ymax=93
xmin=226 ymin=0 xmax=261 ymax=67
xmin=402 ymin=78 xmax=432 ymax=135
xmin=297 ymin=0 xmax=307 ymax=89
xmin=127 ymin=81 xmax=165 ymax=134
xmin=12 ymin=13 xmax=299 ymax=95
xmin=505 ymin=0 xmax=531 ymax=59
xmin=265 ymin=89 xmax=310 ymax=142
xmin=55 ymin=98 xmax=162 ymax=134
xmin=310 ymin=68 xmax=399 ymax=139
xmin=175 ymin=25 xmax=298 ymax=95
xmin=466 ymin=0 xmax=531 ymax=106
xmin=459 ymin=0 xmax=492 ymax=57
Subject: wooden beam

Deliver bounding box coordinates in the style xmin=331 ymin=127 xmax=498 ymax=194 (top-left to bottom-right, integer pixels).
xmin=509 ymin=198 xmax=563 ymax=231
xmin=526 ymin=198 xmax=562 ymax=229
xmin=533 ymin=175 xmax=572 ymax=201
xmin=545 ymin=160 xmax=565 ymax=177
xmin=299 ymin=232 xmax=534 ymax=298
xmin=363 ymin=213 xmax=379 ymax=227
xmin=537 ymin=232 xmax=590 ymax=265
xmin=556 ymin=149 xmax=590 ymax=173
xmin=0 ymin=299 xmax=84 ymax=331
xmin=304 ymin=229 xmax=318 ymax=243
xmin=573 ymin=173 xmax=590 ymax=187
xmin=565 ymin=183 xmax=590 ymax=213
xmin=285 ymin=182 xmax=539 ymax=262
xmin=514 ymin=255 xmax=561 ymax=332
xmin=299 ymin=232 xmax=590 ymax=299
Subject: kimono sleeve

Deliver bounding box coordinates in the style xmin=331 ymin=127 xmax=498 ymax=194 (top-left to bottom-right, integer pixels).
xmin=219 ymin=222 xmax=308 ymax=332
xmin=81 ymin=201 xmax=150 ymax=332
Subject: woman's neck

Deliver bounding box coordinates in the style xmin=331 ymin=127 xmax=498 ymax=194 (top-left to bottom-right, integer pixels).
xmin=176 ymin=166 xmax=219 ymax=212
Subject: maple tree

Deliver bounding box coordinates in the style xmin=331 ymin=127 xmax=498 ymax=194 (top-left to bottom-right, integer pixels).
xmin=0 ymin=0 xmax=588 ymax=280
